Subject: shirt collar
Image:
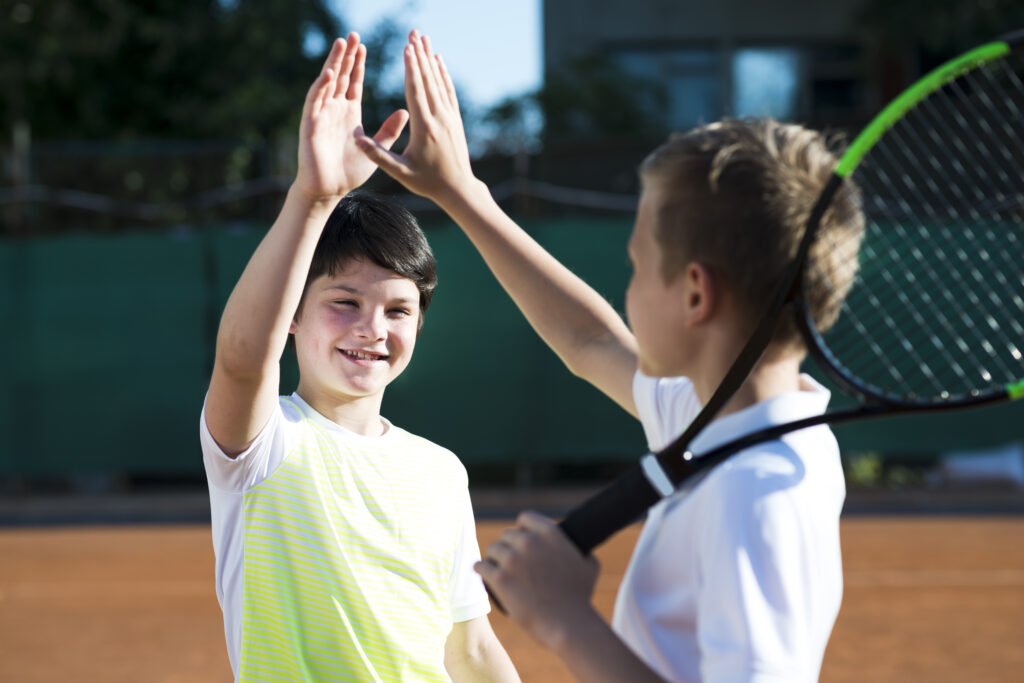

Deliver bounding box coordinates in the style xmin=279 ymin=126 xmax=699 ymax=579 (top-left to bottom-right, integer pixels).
xmin=688 ymin=374 xmax=831 ymax=457
xmin=289 ymin=392 xmax=395 ymax=441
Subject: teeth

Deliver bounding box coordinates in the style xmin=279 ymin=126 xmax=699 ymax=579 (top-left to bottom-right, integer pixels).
xmin=345 ymin=350 xmax=383 ymax=361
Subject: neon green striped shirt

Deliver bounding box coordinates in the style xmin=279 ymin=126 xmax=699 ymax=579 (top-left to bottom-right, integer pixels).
xmin=201 ymin=395 xmax=489 ymax=682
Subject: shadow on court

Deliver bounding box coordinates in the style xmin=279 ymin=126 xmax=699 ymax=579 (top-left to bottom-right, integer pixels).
xmin=1 ymin=516 xmax=1022 ymax=682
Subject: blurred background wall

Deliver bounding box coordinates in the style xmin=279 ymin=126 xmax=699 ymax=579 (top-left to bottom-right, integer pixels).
xmin=2 ymin=0 xmax=1023 ymax=493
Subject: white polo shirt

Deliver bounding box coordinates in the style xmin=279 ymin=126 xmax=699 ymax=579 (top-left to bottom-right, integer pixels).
xmin=612 ymin=373 xmax=844 ymax=682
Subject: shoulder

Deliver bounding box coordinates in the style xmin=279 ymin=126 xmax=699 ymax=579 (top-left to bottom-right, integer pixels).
xmin=387 ymin=423 xmax=469 ymax=481
xmin=633 ymin=372 xmax=702 ymax=451
xmin=278 ymin=395 xmax=312 ymax=425
xmin=686 ymin=434 xmax=844 ymax=537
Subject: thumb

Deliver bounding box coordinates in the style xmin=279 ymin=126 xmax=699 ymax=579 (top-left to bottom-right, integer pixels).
xmin=354 ymin=133 xmax=408 ymax=181
xmin=374 ymin=109 xmax=410 ymax=150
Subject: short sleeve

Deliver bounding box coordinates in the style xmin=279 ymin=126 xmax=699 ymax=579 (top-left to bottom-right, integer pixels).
xmin=199 ymin=397 xmax=292 ymax=492
xmin=448 ymin=490 xmax=490 ymax=623
xmin=632 ymin=371 xmax=703 ymax=452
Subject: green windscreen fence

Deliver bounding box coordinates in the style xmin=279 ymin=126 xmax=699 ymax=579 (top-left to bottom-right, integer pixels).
xmin=0 ymin=218 xmax=1020 ymax=477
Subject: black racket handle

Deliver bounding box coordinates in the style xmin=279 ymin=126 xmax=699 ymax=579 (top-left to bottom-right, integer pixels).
xmin=558 ymin=461 xmax=662 ymax=555
xmin=485 ymin=461 xmax=661 ymax=613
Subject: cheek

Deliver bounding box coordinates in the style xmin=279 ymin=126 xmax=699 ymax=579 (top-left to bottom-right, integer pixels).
xmin=389 ymin=321 xmax=419 ymax=356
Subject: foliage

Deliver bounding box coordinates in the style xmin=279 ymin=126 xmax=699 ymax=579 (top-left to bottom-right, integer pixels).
xmin=0 ymin=0 xmax=342 ymax=142
xmin=860 ymin=0 xmax=1024 ymax=55
xmin=536 ymin=52 xmax=667 ymax=145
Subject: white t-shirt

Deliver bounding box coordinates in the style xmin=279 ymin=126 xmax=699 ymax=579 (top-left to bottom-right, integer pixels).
xmin=612 ymin=373 xmax=845 ymax=683
xmin=200 ymin=393 xmax=490 ymax=682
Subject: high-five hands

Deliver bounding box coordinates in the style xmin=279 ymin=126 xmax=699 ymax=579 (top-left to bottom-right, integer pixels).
xmin=296 ymin=33 xmax=408 ymax=202
xmin=355 ymin=31 xmax=478 ymax=209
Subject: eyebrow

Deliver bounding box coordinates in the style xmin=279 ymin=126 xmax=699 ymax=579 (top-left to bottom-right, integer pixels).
xmin=323 ymin=284 xmax=360 ymax=295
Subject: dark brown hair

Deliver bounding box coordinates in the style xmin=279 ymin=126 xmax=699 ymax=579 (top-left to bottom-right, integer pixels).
xmin=297 ymin=191 xmax=437 ymax=332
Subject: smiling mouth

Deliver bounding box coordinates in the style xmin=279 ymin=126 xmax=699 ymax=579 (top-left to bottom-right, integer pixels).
xmin=340 ymin=349 xmax=389 ymax=362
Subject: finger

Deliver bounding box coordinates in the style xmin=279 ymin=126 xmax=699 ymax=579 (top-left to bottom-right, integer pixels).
xmin=412 ymin=33 xmax=444 ymax=114
xmin=420 ymin=35 xmax=449 ymax=110
xmin=333 ymin=32 xmax=360 ymax=99
xmin=354 ymin=134 xmax=409 ymax=181
xmin=483 ymin=534 xmax=525 ymax=565
xmin=303 ymin=67 xmax=333 ymax=119
xmin=347 ymin=43 xmax=366 ymax=102
xmin=373 ymin=109 xmax=410 ymax=149
xmin=404 ymin=35 xmax=430 ymax=126
xmin=435 ymin=54 xmax=461 ymax=116
xmin=304 ymin=38 xmax=344 ymax=115
xmin=474 ymin=559 xmax=502 ymax=586
xmin=516 ymin=510 xmax=557 ymax=534
xmin=321 ymin=36 xmax=345 ymax=76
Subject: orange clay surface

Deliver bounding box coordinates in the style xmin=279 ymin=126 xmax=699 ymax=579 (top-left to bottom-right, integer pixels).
xmin=1 ymin=516 xmax=1022 ymax=682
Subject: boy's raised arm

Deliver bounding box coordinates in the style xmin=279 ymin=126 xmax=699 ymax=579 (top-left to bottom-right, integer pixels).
xmin=357 ymin=32 xmax=639 ymax=417
xmin=205 ymin=34 xmax=408 ymax=456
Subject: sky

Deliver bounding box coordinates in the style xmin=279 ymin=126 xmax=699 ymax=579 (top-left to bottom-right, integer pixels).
xmin=331 ymin=0 xmax=542 ymax=110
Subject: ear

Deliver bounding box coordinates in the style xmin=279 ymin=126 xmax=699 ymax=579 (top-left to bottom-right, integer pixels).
xmin=680 ymin=262 xmax=716 ymax=326
xmin=289 ymin=319 xmax=298 ymax=335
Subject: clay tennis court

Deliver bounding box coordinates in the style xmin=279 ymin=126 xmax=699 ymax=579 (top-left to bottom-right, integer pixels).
xmin=1 ymin=514 xmax=1022 ymax=682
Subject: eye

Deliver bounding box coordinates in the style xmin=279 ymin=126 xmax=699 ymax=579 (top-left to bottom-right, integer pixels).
xmin=332 ymin=299 xmax=358 ymax=308
xmin=387 ymin=307 xmax=413 ymax=318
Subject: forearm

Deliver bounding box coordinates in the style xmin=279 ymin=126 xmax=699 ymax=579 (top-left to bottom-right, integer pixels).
xmin=445 ymin=617 xmax=520 ymax=683
xmin=215 ymin=185 xmax=337 ymax=378
xmin=549 ymin=607 xmax=667 ymax=683
xmin=446 ymin=644 xmax=520 ymax=683
xmin=438 ymin=180 xmax=638 ymax=405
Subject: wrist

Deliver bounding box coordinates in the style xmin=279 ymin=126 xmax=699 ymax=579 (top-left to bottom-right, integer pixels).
xmin=286 ymin=183 xmax=345 ymax=215
xmin=545 ymin=604 xmax=603 ymax=660
xmin=435 ymin=177 xmax=491 ymax=217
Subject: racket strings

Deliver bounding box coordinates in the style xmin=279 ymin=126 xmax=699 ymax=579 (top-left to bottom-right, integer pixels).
xmin=829 ymin=144 xmax=991 ymax=395
xmin=809 ymin=51 xmax=1024 ymax=402
xmin=879 ymin=120 xmax=1021 ymax=384
xmin=845 ymin=161 xmax=1022 ymax=395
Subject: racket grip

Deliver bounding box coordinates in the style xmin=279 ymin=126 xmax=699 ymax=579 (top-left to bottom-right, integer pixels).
xmin=558 ymin=461 xmax=662 ymax=555
xmin=486 ymin=460 xmax=661 ymax=614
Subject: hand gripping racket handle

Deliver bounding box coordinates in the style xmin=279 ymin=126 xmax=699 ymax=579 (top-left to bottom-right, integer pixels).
xmin=557 ymin=461 xmax=662 ymax=555
xmin=487 ymin=461 xmax=660 ymax=613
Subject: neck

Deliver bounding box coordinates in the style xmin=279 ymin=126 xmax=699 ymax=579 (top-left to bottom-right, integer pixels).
xmin=295 ymin=383 xmax=387 ymax=437
xmin=691 ymin=339 xmax=804 ymax=417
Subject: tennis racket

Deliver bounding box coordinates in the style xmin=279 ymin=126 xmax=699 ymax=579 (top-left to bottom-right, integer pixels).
xmin=558 ymin=30 xmax=1024 ymax=555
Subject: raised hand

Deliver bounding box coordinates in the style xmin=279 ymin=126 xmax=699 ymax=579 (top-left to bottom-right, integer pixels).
xmin=355 ymin=31 xmax=476 ymax=208
xmin=295 ymin=33 xmax=409 ymax=202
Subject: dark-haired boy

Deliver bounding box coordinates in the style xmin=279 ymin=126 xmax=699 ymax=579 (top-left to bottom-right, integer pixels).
xmin=200 ymin=34 xmax=518 ymax=682
xmin=358 ymin=31 xmax=864 ymax=683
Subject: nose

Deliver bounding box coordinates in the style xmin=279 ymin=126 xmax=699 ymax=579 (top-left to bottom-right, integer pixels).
xmin=354 ymin=307 xmax=387 ymax=341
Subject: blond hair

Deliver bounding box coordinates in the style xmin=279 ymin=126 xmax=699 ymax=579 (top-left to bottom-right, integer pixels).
xmin=639 ymin=119 xmax=864 ymax=350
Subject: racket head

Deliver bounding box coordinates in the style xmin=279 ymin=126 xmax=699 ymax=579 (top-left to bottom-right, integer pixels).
xmin=799 ymin=32 xmax=1024 ymax=408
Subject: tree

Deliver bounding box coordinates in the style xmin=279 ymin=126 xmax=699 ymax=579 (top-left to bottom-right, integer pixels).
xmin=851 ymin=0 xmax=1024 ymax=110
xmin=0 ymin=0 xmax=342 ymax=142
xmin=536 ymin=53 xmax=667 ymax=146
xmin=860 ymin=0 xmax=1024 ymax=63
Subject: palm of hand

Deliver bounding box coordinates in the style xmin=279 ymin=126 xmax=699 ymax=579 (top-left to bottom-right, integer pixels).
xmin=298 ymin=98 xmax=372 ymax=199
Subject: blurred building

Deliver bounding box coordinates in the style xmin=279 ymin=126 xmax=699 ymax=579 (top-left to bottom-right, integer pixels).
xmin=543 ymin=0 xmax=888 ymax=133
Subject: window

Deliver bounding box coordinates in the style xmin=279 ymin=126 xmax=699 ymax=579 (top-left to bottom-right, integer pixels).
xmin=732 ymin=48 xmax=801 ymax=119
xmin=618 ymin=49 xmax=721 ymax=130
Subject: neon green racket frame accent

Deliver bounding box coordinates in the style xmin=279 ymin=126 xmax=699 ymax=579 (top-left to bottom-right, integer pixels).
xmin=1009 ymin=379 xmax=1024 ymax=401
xmin=834 ymin=41 xmax=1011 ymax=178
